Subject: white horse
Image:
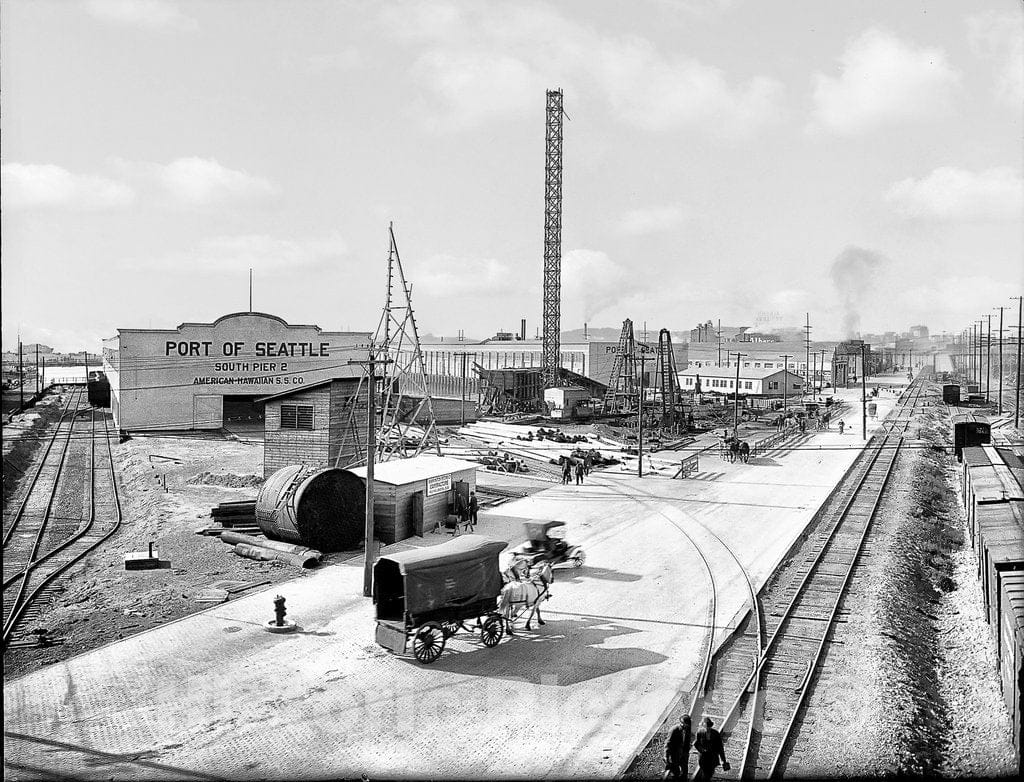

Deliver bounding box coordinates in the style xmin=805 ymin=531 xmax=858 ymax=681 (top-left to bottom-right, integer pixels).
xmin=497 ymin=561 xmax=553 ymax=634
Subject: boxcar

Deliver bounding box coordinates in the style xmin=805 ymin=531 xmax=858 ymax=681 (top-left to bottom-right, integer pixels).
xmin=942 ymin=384 xmax=961 ymax=405
xmin=997 ymin=570 xmax=1024 ymax=766
xmin=953 ymin=413 xmax=991 ymax=461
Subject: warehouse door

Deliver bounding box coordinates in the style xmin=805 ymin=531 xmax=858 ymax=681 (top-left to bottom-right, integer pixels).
xmin=193 ymin=395 xmax=222 ymax=429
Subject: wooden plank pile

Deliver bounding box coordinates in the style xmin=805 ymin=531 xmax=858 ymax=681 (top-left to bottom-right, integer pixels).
xmin=196 ymin=499 xmax=260 ymax=536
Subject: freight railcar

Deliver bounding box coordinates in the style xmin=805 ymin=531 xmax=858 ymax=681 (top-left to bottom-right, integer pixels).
xmin=953 ymin=413 xmax=991 ymax=461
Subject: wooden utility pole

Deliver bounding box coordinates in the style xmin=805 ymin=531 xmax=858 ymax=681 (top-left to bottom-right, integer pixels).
xmin=717 ymin=318 xmax=722 ymax=368
xmin=861 ymin=343 xmax=868 ymax=441
xmin=733 ymin=352 xmax=746 ymax=436
xmin=1013 ymin=296 xmax=1022 ymax=430
xmin=35 ymin=344 xmax=39 ymax=396
xmin=18 ymin=338 xmax=23 ymax=411
xmin=637 ymin=353 xmax=648 ymax=478
xmin=986 ymin=313 xmax=992 ymax=403
xmin=995 ymin=306 xmax=1005 ymax=415
xmin=804 ymin=313 xmax=811 ymax=400
xmin=781 ymin=354 xmax=791 ymax=413
xmin=348 ymin=350 xmax=392 ymax=598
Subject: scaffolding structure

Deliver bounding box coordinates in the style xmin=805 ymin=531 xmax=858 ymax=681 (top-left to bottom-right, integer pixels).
xmin=656 ymin=328 xmax=685 ymax=428
xmin=542 ymin=89 xmax=565 ymax=388
xmin=603 ymin=319 xmax=638 ymax=414
xmin=353 ymin=225 xmax=441 ymax=463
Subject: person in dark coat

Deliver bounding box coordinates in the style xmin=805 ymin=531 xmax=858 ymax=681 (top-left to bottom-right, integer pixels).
xmin=467 ymin=491 xmax=478 ymax=530
xmin=663 ymin=714 xmax=692 ymax=779
xmin=693 ymin=717 xmax=728 ymax=781
xmin=562 ymin=459 xmax=572 ymax=484
xmin=574 ymin=461 xmax=584 ymax=485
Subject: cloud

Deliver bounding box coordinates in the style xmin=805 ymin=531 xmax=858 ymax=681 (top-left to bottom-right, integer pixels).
xmin=562 ymin=249 xmax=641 ymax=323
xmin=152 ymin=158 xmax=277 ymax=205
xmin=412 ymin=255 xmax=516 ymax=297
xmin=617 ymin=205 xmax=689 ymax=235
xmin=113 ymin=157 xmax=278 ymax=205
xmin=967 ymin=11 xmax=1024 ymax=109
xmin=382 ymin=1 xmax=783 ymax=136
xmin=0 ymin=163 xmax=135 ymax=210
xmin=83 ymin=0 xmax=196 ymax=31
xmin=884 ymin=166 xmax=1023 ymax=221
xmin=809 ymin=28 xmax=959 ymax=134
xmin=133 ymin=233 xmax=347 ymax=273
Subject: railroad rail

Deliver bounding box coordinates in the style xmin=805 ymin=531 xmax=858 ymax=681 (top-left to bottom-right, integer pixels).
xmin=2 ymin=387 xmax=84 ymax=549
xmin=3 ymin=405 xmax=124 ymax=649
xmin=700 ymin=378 xmax=927 ymax=779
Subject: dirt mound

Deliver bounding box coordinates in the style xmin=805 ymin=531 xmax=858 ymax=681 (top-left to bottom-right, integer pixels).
xmin=187 ymin=471 xmax=265 ymax=488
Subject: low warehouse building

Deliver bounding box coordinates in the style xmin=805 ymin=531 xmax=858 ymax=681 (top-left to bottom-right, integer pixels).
xmin=102 ymin=311 xmax=369 ymax=432
xmin=349 ymin=456 xmax=477 ymax=544
xmin=257 ymin=376 xmax=367 ymax=478
xmin=678 ymin=366 xmax=804 ymax=398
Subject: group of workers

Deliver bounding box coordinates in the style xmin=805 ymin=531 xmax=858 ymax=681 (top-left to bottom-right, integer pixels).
xmin=664 ymin=715 xmax=728 ymax=780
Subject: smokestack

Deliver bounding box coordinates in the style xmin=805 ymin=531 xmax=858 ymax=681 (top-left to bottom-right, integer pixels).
xmin=520 ymin=318 xmax=526 ymax=341
xmin=584 ymin=322 xmax=588 ymax=340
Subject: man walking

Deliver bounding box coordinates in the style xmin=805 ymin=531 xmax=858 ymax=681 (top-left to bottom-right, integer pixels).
xmin=838 ymin=419 xmax=845 ymax=435
xmin=467 ymin=491 xmax=478 ymax=531
xmin=693 ymin=717 xmax=728 ymax=781
xmin=574 ymin=460 xmax=584 ymax=485
xmin=663 ymin=714 xmax=692 ymax=779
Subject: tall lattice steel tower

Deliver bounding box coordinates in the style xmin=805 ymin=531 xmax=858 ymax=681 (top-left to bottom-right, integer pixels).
xmin=542 ymin=89 xmax=565 ymax=388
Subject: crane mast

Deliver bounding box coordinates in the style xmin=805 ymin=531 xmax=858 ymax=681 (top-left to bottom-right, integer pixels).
xmin=542 ymin=89 xmax=564 ymax=388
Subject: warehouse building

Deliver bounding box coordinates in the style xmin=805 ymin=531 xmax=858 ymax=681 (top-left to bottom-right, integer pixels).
xmin=102 ymin=312 xmax=369 ymax=432
xmin=678 ymin=365 xmax=804 ymax=398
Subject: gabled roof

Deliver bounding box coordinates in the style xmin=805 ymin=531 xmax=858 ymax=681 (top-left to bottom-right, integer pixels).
xmin=349 ymin=455 xmax=478 ymax=485
xmin=679 ymin=366 xmax=802 ymax=380
xmin=255 ymin=372 xmax=362 ymax=403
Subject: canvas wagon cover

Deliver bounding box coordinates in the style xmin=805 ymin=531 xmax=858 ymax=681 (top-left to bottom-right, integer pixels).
xmin=377 ymin=535 xmax=507 ymax=615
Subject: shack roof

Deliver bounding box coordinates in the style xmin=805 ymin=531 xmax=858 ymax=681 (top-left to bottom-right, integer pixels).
xmin=255 ymin=372 xmax=363 ymax=403
xmin=348 ymin=455 xmax=477 ymax=485
xmin=378 ymin=534 xmax=507 ymax=573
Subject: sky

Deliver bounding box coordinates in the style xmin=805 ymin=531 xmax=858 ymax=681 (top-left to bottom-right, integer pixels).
xmin=2 ymin=0 xmax=1022 ymax=352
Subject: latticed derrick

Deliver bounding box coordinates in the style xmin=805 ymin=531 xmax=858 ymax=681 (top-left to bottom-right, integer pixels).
xmin=656 ymin=328 xmax=685 ymax=429
xmin=542 ymin=89 xmax=564 ymax=389
xmin=602 ymin=319 xmax=638 ymax=414
xmin=344 ymin=225 xmax=441 ymax=464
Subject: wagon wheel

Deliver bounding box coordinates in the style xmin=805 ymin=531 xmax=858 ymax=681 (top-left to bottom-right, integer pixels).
xmin=480 ymin=613 xmax=504 ymax=648
xmin=440 ymin=620 xmax=461 ymax=638
xmin=413 ymin=623 xmax=446 ymax=663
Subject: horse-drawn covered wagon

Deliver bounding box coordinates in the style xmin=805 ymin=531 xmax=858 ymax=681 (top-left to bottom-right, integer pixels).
xmin=373 ymin=535 xmax=509 ymax=664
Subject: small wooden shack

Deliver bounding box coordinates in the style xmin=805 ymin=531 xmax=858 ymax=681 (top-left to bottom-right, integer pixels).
xmin=349 ymin=456 xmax=478 ymax=544
xmin=258 ymin=375 xmax=366 ymax=478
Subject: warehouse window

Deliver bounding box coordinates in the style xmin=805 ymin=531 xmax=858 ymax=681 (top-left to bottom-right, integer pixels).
xmin=768 ymin=381 xmax=779 ymax=390
xmin=281 ymin=404 xmax=314 ymax=430
xmin=744 ymin=381 xmax=753 ymax=389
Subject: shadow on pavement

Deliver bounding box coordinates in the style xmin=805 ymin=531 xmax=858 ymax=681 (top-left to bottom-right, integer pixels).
xmin=423 ymin=616 xmax=668 ymax=685
xmin=745 ymin=456 xmax=782 ymax=466
xmin=556 ymin=565 xmax=643 ymax=583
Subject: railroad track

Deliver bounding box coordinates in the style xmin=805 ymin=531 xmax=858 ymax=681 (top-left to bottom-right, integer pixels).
xmin=696 ymin=378 xmax=927 ymax=779
xmin=2 ymin=387 xmax=84 ymax=549
xmin=3 ymin=404 xmax=124 ymax=649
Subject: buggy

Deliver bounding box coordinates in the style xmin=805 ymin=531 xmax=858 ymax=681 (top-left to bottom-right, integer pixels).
xmin=373 ymin=535 xmax=508 ymax=664
xmin=508 ymin=520 xmax=585 ymax=570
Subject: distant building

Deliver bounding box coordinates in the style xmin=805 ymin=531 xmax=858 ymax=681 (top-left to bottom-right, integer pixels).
xmin=678 ymin=365 xmax=804 ymax=398
xmin=689 ymin=320 xmax=750 ymax=343
xmin=910 ymin=325 xmax=929 ymax=339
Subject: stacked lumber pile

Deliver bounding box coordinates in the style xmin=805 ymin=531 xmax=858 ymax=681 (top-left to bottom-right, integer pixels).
xmin=196 ymin=499 xmax=260 ymax=536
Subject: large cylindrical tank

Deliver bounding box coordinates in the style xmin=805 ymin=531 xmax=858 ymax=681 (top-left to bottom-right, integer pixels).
xmin=255 ymin=466 xmax=365 ymax=552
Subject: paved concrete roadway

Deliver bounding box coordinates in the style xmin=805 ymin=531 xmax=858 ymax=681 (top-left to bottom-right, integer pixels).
xmin=4 ymin=385 xmax=901 ymax=780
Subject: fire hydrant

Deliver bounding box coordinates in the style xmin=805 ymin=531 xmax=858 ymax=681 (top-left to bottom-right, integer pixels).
xmin=265 ymin=594 xmax=297 ymax=633
xmin=273 ymin=595 xmax=286 ymax=627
